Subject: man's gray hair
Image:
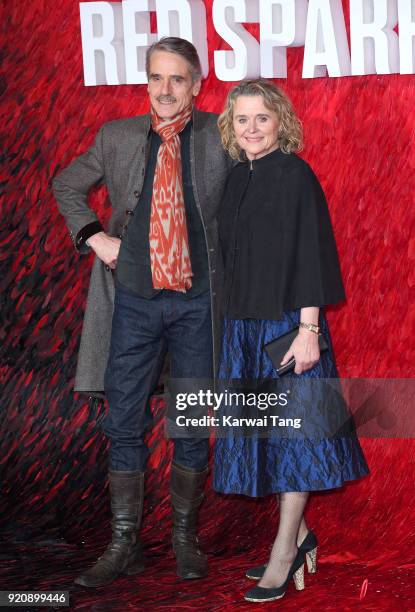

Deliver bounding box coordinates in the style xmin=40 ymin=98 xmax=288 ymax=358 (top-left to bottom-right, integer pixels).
xmin=146 ymin=37 xmax=202 ymax=83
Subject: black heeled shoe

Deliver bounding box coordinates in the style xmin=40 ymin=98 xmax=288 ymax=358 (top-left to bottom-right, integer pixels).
xmin=244 ymin=548 xmax=305 ymax=603
xmin=245 ymin=530 xmax=317 ymax=580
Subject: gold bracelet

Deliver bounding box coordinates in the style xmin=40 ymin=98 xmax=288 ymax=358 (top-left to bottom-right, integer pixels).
xmin=299 ymin=322 xmax=320 ymax=334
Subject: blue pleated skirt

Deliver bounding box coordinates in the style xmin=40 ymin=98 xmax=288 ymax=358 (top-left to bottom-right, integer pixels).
xmin=213 ymin=310 xmax=369 ymax=496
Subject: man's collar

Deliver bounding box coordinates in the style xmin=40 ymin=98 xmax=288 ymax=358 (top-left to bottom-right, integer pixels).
xmin=146 ymin=105 xmax=200 ymax=135
xmin=148 ymin=118 xmax=193 ymax=137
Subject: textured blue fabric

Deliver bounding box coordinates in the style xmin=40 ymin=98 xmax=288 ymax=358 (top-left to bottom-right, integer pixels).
xmin=213 ymin=310 xmax=369 ymax=496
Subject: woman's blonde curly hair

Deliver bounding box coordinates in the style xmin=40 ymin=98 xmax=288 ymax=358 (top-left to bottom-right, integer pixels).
xmin=218 ymin=79 xmax=303 ymax=161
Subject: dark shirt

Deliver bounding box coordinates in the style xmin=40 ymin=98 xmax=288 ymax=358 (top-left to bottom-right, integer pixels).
xmin=219 ymin=147 xmax=346 ymax=320
xmin=116 ymin=120 xmax=209 ymax=298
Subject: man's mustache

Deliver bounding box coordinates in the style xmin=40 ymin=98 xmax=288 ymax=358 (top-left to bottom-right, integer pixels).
xmin=156 ymin=96 xmax=177 ymax=103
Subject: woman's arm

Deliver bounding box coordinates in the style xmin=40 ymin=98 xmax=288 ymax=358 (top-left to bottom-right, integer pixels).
xmin=280 ymin=306 xmax=321 ymax=374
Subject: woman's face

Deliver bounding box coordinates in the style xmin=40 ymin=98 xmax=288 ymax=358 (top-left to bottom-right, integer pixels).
xmin=232 ymin=95 xmax=280 ymax=160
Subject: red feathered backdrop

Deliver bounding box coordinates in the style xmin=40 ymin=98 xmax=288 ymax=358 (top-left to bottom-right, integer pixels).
xmin=1 ymin=1 xmax=414 ymax=610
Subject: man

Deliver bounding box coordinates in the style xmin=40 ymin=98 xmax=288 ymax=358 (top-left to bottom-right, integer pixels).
xmin=52 ymin=37 xmax=230 ymax=587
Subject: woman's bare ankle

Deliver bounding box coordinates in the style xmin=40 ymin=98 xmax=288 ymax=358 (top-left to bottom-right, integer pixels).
xmin=297 ymin=525 xmax=309 ymax=546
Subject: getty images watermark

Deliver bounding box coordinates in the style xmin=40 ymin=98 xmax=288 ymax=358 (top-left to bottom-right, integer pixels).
xmin=165 ymin=378 xmax=415 ymax=440
xmin=175 ymin=388 xmax=302 ymax=430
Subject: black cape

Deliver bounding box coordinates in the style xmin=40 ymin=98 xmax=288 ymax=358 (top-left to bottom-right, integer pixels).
xmin=219 ymin=147 xmax=346 ymax=319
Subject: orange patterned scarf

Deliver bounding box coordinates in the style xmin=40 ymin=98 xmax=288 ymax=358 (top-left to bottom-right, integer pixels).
xmin=149 ymin=104 xmax=193 ymax=292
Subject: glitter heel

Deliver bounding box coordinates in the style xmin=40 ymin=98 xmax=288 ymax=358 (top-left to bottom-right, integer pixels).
xmin=244 ymin=550 xmax=306 ymax=603
xmin=293 ymin=563 xmax=305 ymax=590
xmin=246 ymin=530 xmax=318 ymax=580
xmin=305 ymin=546 xmax=317 ymax=573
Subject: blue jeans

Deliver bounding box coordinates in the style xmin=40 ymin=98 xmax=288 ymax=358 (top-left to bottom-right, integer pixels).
xmin=103 ymin=283 xmax=212 ymax=471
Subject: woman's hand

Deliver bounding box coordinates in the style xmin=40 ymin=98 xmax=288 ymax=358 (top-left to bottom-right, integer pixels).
xmin=280 ymin=328 xmax=321 ymax=375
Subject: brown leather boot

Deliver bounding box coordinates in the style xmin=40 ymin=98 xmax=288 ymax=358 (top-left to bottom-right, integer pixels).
xmin=74 ymin=470 xmax=145 ymax=587
xmin=170 ymin=462 xmax=209 ymax=580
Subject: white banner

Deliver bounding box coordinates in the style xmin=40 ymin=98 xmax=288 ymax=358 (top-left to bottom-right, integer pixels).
xmin=79 ymin=0 xmax=415 ymax=85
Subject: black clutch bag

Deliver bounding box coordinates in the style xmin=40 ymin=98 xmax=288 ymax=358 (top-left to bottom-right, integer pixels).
xmin=264 ymin=326 xmax=328 ymax=375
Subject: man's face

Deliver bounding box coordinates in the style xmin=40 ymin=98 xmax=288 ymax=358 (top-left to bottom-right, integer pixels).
xmin=147 ymin=50 xmax=201 ymax=120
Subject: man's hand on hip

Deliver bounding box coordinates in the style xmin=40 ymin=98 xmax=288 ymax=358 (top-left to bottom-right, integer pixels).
xmin=87 ymin=232 xmax=121 ymax=269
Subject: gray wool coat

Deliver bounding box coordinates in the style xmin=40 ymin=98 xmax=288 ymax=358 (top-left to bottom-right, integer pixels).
xmin=52 ymin=108 xmax=231 ymax=394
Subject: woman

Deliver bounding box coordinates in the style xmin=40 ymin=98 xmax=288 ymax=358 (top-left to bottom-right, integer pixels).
xmin=213 ymin=79 xmax=369 ymax=603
